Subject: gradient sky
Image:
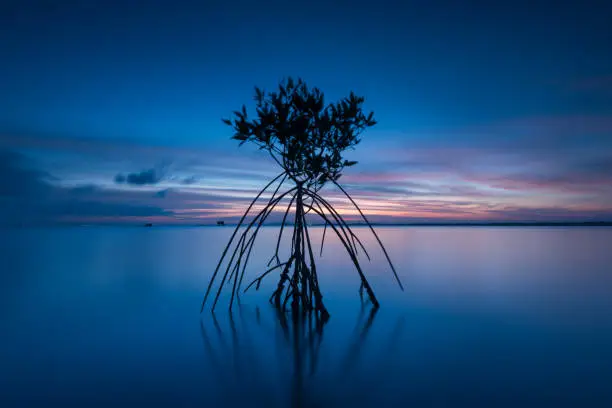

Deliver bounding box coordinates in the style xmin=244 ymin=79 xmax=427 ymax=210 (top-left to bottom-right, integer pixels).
xmin=1 ymin=0 xmax=611 ymax=225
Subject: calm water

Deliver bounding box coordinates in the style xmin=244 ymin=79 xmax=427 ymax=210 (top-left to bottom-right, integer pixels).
xmin=1 ymin=226 xmax=611 ymax=407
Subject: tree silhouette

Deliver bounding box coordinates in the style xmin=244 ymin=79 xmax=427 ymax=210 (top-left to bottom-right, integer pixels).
xmin=200 ymin=78 xmax=403 ymax=321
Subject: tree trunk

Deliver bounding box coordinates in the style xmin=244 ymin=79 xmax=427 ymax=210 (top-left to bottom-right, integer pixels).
xmin=273 ymin=184 xmax=329 ymax=322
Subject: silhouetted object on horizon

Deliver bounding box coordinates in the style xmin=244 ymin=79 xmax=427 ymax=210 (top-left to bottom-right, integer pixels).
xmin=216 ymin=220 xmax=225 ymax=226
xmin=200 ymin=78 xmax=403 ymax=321
xmin=144 ymin=223 xmax=153 ymax=227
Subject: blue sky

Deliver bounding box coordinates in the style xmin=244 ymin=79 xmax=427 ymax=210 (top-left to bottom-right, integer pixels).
xmin=1 ymin=0 xmax=611 ymax=224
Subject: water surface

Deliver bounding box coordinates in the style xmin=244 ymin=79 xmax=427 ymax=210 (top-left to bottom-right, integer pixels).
xmin=1 ymin=226 xmax=611 ymax=407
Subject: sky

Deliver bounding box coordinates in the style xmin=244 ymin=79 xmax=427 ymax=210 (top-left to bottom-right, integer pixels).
xmin=1 ymin=0 xmax=611 ymax=225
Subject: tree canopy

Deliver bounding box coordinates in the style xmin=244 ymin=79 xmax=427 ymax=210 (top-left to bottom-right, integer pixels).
xmin=223 ymin=77 xmax=376 ymax=188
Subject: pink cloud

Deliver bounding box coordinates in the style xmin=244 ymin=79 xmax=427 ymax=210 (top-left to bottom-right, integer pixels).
xmin=2 ymin=111 xmax=612 ymax=225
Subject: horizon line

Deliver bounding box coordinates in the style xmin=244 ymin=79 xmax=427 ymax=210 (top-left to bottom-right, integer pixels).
xmin=6 ymin=221 xmax=612 ymax=228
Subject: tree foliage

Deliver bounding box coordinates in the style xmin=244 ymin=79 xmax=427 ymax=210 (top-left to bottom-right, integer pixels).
xmin=223 ymin=77 xmax=376 ymax=188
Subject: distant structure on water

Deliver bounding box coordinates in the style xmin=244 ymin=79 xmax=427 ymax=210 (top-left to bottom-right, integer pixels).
xmin=144 ymin=223 xmax=153 ymax=227
xmin=216 ymin=221 xmax=225 ymax=226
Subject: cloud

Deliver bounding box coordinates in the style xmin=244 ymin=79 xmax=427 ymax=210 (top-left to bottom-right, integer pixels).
xmin=1 ymin=111 xmax=611 ymax=225
xmin=115 ymin=167 xmax=164 ymax=185
xmin=462 ymin=154 xmax=612 ymax=197
xmin=0 ymin=149 xmax=54 ymax=198
xmin=0 ymin=147 xmax=271 ymax=225
xmin=181 ymin=175 xmax=198 ymax=185
xmin=0 ymin=149 xmax=174 ymax=226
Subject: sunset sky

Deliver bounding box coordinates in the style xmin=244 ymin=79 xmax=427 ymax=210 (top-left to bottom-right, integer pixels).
xmin=1 ymin=0 xmax=611 ymax=225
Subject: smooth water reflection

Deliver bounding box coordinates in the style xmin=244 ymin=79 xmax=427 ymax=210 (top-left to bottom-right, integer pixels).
xmin=199 ymin=304 xmax=388 ymax=407
xmin=1 ymin=226 xmax=611 ymax=407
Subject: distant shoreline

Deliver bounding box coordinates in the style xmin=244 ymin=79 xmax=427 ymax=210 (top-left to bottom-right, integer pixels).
xmin=6 ymin=221 xmax=611 ymax=228
xmin=209 ymin=221 xmax=612 ymax=227
xmin=227 ymin=222 xmax=612 ymax=227
xmin=326 ymin=221 xmax=612 ymax=227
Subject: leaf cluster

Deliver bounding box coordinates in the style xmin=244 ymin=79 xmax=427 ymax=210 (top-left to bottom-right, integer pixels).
xmin=223 ymin=77 xmax=376 ymax=187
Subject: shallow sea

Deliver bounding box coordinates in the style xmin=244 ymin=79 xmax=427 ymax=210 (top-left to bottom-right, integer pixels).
xmin=1 ymin=226 xmax=611 ymax=407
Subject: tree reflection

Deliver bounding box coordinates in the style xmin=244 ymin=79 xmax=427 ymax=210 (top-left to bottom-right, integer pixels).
xmin=200 ymin=304 xmax=404 ymax=407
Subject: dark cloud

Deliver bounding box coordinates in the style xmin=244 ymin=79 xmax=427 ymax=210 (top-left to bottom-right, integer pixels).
xmin=181 ymin=176 xmax=198 ymax=185
xmin=0 ymin=149 xmax=53 ymax=198
xmin=114 ymin=161 xmax=174 ymax=185
xmin=0 ymin=149 xmax=173 ymax=226
xmin=115 ymin=168 xmax=162 ymax=185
